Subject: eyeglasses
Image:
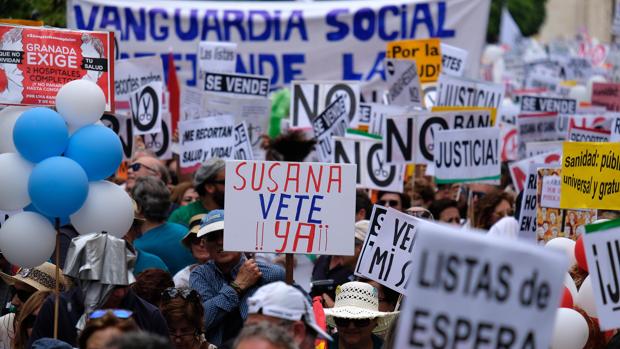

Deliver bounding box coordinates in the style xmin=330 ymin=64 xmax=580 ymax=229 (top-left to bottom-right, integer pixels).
xmin=10 ymin=286 xmax=34 ymax=303
xmin=334 ymin=317 xmax=373 ymax=328
xmin=378 ymin=200 xmax=400 ymax=208
xmin=88 ymin=309 xmax=133 ymax=320
xmin=161 ymin=288 xmax=200 ymax=302
xmin=129 ymin=162 xmax=158 ymax=174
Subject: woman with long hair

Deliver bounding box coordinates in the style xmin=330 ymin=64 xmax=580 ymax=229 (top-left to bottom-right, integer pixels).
xmin=12 ymin=290 xmax=51 ymax=349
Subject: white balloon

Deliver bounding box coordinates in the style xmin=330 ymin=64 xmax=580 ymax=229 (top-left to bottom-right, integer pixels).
xmin=565 ymin=273 xmax=578 ymax=301
xmin=545 ymin=237 xmax=577 ymax=266
xmin=576 ymin=275 xmax=597 ymax=318
xmin=551 ymin=308 xmax=589 ymax=349
xmin=67 ymin=120 xmax=104 ymax=135
xmin=0 ymin=153 xmax=32 ymax=210
xmin=70 ymin=181 xmax=134 ymax=238
xmin=0 ymin=212 xmax=56 ymax=268
xmin=0 ymin=106 xmax=30 ymax=153
xmin=55 ymin=80 xmax=106 ymax=127
xmin=569 ymin=85 xmax=589 ymax=104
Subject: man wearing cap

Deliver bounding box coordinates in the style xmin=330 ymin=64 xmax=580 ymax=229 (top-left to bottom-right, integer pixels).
xmin=189 ymin=210 xmax=285 ymax=346
xmin=169 ymin=158 xmax=226 ymax=227
xmin=242 ymin=281 xmax=332 ymax=349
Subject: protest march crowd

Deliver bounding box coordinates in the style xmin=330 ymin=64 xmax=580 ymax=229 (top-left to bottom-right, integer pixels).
xmin=2 ymin=1 xmax=620 ymax=349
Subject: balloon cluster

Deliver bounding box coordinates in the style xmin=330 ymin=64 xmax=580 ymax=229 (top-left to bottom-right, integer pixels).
xmin=0 ymin=80 xmax=134 ymax=268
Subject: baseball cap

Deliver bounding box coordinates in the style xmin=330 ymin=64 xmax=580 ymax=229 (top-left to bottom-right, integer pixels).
xmin=197 ymin=210 xmax=224 ymax=238
xmin=354 ymin=220 xmax=370 ymax=243
xmin=248 ymin=281 xmax=332 ymax=341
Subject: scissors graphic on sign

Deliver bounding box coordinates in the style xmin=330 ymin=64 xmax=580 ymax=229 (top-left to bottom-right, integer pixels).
xmin=139 ymin=96 xmax=152 ymax=122
xmin=373 ymin=153 xmax=388 ymax=177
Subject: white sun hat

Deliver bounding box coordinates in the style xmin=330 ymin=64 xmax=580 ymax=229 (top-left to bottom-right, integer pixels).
xmin=323 ymin=281 xmax=399 ymax=334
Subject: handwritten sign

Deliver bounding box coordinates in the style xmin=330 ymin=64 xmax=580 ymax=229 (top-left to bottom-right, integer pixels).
xmin=178 ymin=115 xmax=235 ymax=171
xmin=224 ymin=160 xmax=356 ymax=255
xmin=386 ymin=38 xmax=441 ymax=83
xmin=394 ymin=220 xmax=567 ymax=349
xmin=355 ymin=207 xmax=417 ymax=294
xmin=560 ymin=142 xmax=620 ymax=210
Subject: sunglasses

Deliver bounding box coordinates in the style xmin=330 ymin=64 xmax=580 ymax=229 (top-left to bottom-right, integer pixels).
xmin=10 ymin=286 xmax=34 ymax=303
xmin=129 ymin=162 xmax=158 ymax=173
xmin=334 ymin=317 xmax=373 ymax=328
xmin=161 ymin=288 xmax=200 ymax=302
xmin=378 ymin=200 xmax=400 ymax=207
xmin=88 ymin=309 xmax=133 ymax=320
xmin=204 ymin=231 xmax=223 ymax=243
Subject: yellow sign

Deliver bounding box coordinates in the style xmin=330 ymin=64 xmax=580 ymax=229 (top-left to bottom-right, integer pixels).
xmin=560 ymin=142 xmax=620 ymax=210
xmin=386 ymin=39 xmax=441 ymax=83
xmin=432 ymin=106 xmax=497 ymax=126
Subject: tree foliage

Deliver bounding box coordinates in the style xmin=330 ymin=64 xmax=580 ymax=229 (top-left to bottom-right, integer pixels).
xmin=487 ymin=0 xmax=548 ymax=43
xmin=0 ymin=0 xmax=66 ymax=27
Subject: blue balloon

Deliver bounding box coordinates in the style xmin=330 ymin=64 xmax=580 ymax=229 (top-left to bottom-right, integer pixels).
xmin=13 ymin=108 xmax=69 ymax=163
xmin=24 ymin=203 xmax=70 ymax=226
xmin=65 ymin=125 xmax=122 ymax=181
xmin=28 ymin=157 xmax=89 ymax=218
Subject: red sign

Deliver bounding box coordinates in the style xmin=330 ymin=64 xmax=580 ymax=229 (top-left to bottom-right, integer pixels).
xmin=592 ymin=82 xmax=620 ymax=111
xmin=0 ymin=25 xmax=114 ymax=110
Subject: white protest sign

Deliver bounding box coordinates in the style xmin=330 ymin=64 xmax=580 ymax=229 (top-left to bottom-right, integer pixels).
xmin=499 ymin=123 xmax=518 ymax=162
xmin=435 ymin=74 xmax=504 ymax=109
xmin=433 ymin=127 xmax=500 ymax=184
xmin=613 ymin=116 xmax=620 ymax=142
xmin=203 ymin=72 xmax=270 ymax=98
xmin=312 ymin=96 xmax=349 ymax=162
xmin=385 ymin=59 xmax=422 ymax=107
xmin=524 ymin=75 xmax=561 ymax=93
xmin=583 ymin=219 xmax=620 ymax=330
xmin=395 ymin=220 xmax=567 ymax=349
xmin=291 ymin=81 xmax=360 ymax=128
xmin=224 ymin=160 xmax=356 ymax=255
xmin=540 ymin=173 xmax=561 ymax=209
xmin=142 ymin=111 xmax=173 ymax=160
xmin=383 ymin=114 xmax=419 ymax=164
xmin=178 ymin=115 xmax=235 ymax=170
xmin=115 ymin=56 xmax=164 ymax=102
xmin=233 ymin=122 xmax=254 ymax=161
xmin=509 ymin=150 xmax=562 ymax=192
xmin=518 ymin=163 xmax=545 ymax=242
xmin=355 ymin=207 xmax=417 ymax=294
xmin=564 ymin=57 xmax=592 ymax=81
xmin=363 ymin=103 xmax=408 ymax=136
xmin=181 ymin=86 xmax=206 ymax=121
xmin=440 ymin=43 xmax=468 ymax=77
xmin=525 ymin=141 xmax=564 ymax=158
xmin=197 ymin=41 xmax=237 ymax=74
xmin=333 ymin=135 xmax=404 ymax=193
xmin=130 ymin=81 xmax=163 ymax=136
xmin=415 ymin=109 xmax=494 ymax=164
xmin=517 ymin=112 xmax=559 ymax=156
xmin=568 ymin=126 xmax=611 ymax=142
xmin=519 ymin=95 xmax=578 ymax=114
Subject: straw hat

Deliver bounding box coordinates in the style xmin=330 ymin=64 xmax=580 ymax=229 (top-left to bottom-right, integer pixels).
xmin=0 ymin=262 xmax=65 ymax=292
xmin=323 ymin=281 xmax=398 ymax=334
xmin=181 ymin=214 xmax=207 ymax=248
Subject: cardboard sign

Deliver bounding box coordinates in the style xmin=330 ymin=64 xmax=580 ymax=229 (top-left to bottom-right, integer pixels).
xmin=584 ymin=218 xmax=620 ymax=330
xmin=385 ymin=59 xmax=422 ymax=107
xmin=518 ymin=163 xmax=543 ymax=242
xmin=592 ymin=82 xmax=620 ymax=111
xmin=435 ymin=74 xmax=504 ymax=109
xmin=130 ymin=81 xmax=163 ymax=136
xmin=0 ymin=25 xmax=114 ymax=110
xmin=525 ymin=141 xmax=564 ymax=158
xmin=440 ymin=43 xmax=467 ymax=77
xmin=383 ymin=115 xmax=419 ymax=164
xmin=568 ymin=126 xmax=611 ymax=142
xmin=115 ymin=56 xmax=163 ymax=103
xmin=355 ymin=207 xmax=418 ymax=294
xmin=197 ymin=41 xmax=237 ymax=74
xmin=312 ymin=96 xmax=349 ymax=162
xmin=178 ymin=115 xmax=235 ymax=170
xmin=224 ymin=160 xmax=356 ymax=255
xmin=415 ymin=108 xmax=494 ymax=164
xmin=394 ymin=220 xmax=567 ymax=349
xmin=560 ymin=142 xmax=620 ymax=210
xmin=291 ymin=81 xmax=360 ymax=128
xmin=233 ymin=122 xmax=254 ymax=161
xmin=434 ymin=127 xmax=500 ymax=184
xmin=203 ymin=71 xmax=269 ymax=98
xmin=386 ymin=38 xmax=441 ymax=83
xmin=613 ymin=116 xmax=620 ymax=142
xmin=519 ymin=95 xmax=578 ymax=114
xmin=509 ymin=151 xmax=562 ymax=192
xmin=332 ymin=135 xmax=404 ymax=193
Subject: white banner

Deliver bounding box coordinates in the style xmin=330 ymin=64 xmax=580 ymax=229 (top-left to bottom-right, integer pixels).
xmin=224 ymin=160 xmax=356 ymax=255
xmin=395 ymin=220 xmax=567 ymax=349
xmin=68 ymin=0 xmax=491 ymax=89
